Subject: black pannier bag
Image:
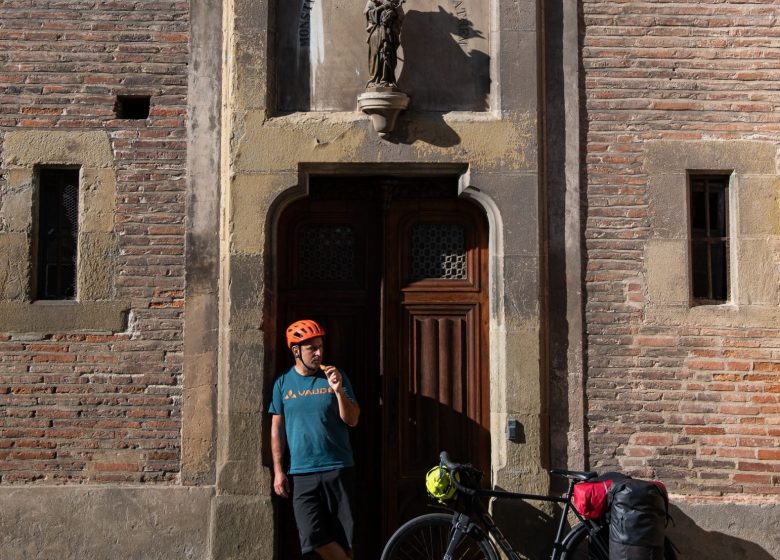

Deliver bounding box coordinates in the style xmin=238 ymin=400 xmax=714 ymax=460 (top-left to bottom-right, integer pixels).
xmin=608 ymin=478 xmax=669 ymax=560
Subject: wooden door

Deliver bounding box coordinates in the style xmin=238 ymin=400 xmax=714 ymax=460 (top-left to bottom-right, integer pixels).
xmin=274 ymin=179 xmax=490 ymax=559
xmin=275 ymin=188 xmax=383 ymax=560
xmin=383 ymin=197 xmax=490 ymax=532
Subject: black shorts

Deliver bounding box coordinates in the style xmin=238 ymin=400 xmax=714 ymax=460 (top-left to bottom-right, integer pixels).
xmin=291 ymin=467 xmax=355 ymax=555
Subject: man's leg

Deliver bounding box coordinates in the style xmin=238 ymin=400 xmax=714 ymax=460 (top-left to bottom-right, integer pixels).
xmin=314 ymin=541 xmax=351 ymax=560
xmin=320 ymin=468 xmax=355 ymax=555
xmin=296 ymin=469 xmax=355 ymax=559
xmin=292 ymin=473 xmax=331 ymax=556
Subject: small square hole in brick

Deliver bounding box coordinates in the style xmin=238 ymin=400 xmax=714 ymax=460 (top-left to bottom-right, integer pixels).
xmin=115 ymin=95 xmax=151 ymax=119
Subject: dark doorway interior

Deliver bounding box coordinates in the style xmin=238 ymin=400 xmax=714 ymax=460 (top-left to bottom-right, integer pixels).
xmin=273 ymin=177 xmax=491 ymax=559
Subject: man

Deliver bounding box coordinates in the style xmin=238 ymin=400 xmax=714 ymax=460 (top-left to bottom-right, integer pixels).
xmin=270 ymin=319 xmax=360 ymax=560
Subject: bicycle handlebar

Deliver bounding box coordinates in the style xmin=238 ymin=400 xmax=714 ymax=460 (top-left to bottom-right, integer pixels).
xmin=439 ymin=451 xmax=478 ymax=496
xmin=436 ymin=450 xmax=578 ymax=505
xmin=439 ymin=451 xmax=458 ymax=471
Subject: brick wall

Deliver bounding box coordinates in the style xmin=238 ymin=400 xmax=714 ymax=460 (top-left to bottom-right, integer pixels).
xmin=0 ymin=1 xmax=188 ymax=483
xmin=583 ymin=1 xmax=780 ymax=495
xmin=3 ymin=0 xmax=778 ymax=496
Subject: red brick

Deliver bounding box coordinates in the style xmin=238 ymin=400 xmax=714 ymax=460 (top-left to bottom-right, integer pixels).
xmin=685 ymin=427 xmax=726 ymax=436
xmin=26 ymin=344 xmax=68 ymax=353
xmin=9 ymin=450 xmax=56 ymax=460
xmin=757 ymin=449 xmax=780 ymax=460
xmin=733 ymin=473 xmax=773 ymax=485
xmin=31 ymin=354 xmax=76 ymax=363
xmin=636 ymin=336 xmax=677 ymax=347
xmin=633 ymin=434 xmax=676 ymax=446
xmin=746 ymin=374 xmax=779 ymax=382
xmin=687 ymin=360 xmax=725 ymax=371
xmin=94 ymin=463 xmax=139 ymax=472
xmin=713 ymin=373 xmax=742 ymax=382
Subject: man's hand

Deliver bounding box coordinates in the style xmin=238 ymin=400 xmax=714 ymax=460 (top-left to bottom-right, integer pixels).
xmin=274 ymin=471 xmax=290 ymax=498
xmin=324 ymin=365 xmax=343 ymax=393
xmin=323 ymin=366 xmax=360 ymax=427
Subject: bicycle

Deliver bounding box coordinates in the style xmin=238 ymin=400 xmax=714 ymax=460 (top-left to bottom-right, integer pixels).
xmin=380 ymin=451 xmax=676 ymax=560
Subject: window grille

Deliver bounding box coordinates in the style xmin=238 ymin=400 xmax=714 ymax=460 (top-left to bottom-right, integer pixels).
xmin=298 ymin=224 xmax=356 ymax=282
xmin=690 ymin=174 xmax=729 ymax=303
xmin=37 ymin=169 xmax=79 ymax=300
xmin=410 ymin=223 xmax=467 ymax=280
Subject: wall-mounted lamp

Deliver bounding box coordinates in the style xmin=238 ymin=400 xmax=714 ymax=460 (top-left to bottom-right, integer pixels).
xmin=507 ymin=418 xmax=525 ymax=443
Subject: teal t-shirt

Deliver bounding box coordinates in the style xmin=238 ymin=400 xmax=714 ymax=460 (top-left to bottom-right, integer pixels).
xmin=269 ymin=366 xmax=357 ymax=475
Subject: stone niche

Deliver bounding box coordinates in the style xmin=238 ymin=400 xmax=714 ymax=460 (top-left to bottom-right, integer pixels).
xmin=275 ymin=0 xmax=491 ymax=112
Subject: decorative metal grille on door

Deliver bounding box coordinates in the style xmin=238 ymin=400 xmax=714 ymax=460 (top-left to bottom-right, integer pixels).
xmin=410 ymin=223 xmax=467 ymax=280
xmin=298 ymin=224 xmax=356 ymax=282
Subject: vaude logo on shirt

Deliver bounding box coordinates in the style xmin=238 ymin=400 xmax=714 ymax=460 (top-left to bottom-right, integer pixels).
xmin=284 ymin=387 xmax=334 ymax=400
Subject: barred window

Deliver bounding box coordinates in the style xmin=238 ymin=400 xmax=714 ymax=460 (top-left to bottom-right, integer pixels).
xmin=690 ymin=174 xmax=729 ymax=304
xmin=36 ymin=169 xmax=79 ymax=300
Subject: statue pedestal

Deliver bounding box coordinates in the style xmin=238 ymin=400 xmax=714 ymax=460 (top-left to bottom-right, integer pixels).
xmin=357 ymin=87 xmax=409 ymax=135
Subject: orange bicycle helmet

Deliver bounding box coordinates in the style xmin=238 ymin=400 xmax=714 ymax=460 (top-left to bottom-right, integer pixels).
xmin=286 ymin=319 xmax=326 ymax=348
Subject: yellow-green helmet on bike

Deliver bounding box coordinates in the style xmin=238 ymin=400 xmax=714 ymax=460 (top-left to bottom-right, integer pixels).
xmin=425 ymin=465 xmax=459 ymax=502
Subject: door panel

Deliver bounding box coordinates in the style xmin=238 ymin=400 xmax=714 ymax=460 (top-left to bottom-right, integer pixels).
xmin=384 ymin=199 xmax=490 ymax=532
xmin=406 ymin=311 xmax=474 ymax=468
xmin=274 ymin=181 xmax=489 ymax=559
xmin=275 ymin=194 xmax=382 ymax=560
xmin=393 ymin=309 xmax=482 ymax=522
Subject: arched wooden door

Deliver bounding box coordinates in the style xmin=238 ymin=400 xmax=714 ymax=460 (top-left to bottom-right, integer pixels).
xmin=274 ymin=178 xmax=490 ymax=559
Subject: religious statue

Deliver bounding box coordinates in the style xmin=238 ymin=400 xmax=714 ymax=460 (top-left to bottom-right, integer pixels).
xmin=358 ymin=0 xmax=408 ymax=134
xmin=364 ymin=0 xmax=404 ymax=88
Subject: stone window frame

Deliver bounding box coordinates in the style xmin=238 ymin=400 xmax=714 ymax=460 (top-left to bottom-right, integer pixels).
xmin=0 ymin=130 xmax=128 ymax=332
xmin=644 ymin=141 xmax=780 ymax=328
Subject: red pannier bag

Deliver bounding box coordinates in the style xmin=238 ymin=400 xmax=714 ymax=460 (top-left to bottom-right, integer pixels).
xmin=573 ymin=479 xmax=613 ymax=519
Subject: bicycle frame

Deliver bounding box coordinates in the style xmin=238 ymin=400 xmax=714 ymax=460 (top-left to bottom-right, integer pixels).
xmin=442 ymin=476 xmax=609 ymax=560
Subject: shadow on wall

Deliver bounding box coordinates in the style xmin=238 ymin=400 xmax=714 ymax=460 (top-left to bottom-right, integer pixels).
xmin=543 ymin=0 xmax=582 ymax=473
xmin=666 ymin=504 xmax=777 ymax=560
xmin=488 ymin=500 xmax=778 ymax=560
xmin=382 ymin=113 xmax=462 ymax=148
xmin=490 ymin=492 xmax=560 ymax=560
xmin=382 ymin=7 xmax=490 ymax=147
xmin=398 ymin=7 xmax=491 ymax=111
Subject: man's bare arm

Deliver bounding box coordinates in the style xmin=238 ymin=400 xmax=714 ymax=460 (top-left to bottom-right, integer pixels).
xmin=270 ymin=414 xmax=289 ymax=497
xmin=334 ymin=388 xmax=360 ymax=427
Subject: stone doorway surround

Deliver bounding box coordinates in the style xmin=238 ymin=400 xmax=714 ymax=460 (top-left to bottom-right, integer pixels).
xmin=185 ymin=0 xmax=551 ymax=557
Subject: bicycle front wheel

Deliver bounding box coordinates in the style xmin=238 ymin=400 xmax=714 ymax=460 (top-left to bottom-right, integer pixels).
xmin=380 ymin=512 xmax=498 ymax=560
xmin=560 ymin=523 xmax=609 ymax=560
